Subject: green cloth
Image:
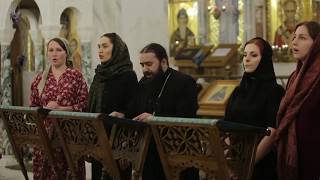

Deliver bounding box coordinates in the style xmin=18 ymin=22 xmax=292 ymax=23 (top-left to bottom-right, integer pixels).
xmin=88 ymin=33 xmax=133 ymax=112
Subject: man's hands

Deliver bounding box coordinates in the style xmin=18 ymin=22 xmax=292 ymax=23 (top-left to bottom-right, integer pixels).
xmin=133 ymin=112 xmax=153 ymax=122
xmin=109 ymin=111 xmax=125 ymax=118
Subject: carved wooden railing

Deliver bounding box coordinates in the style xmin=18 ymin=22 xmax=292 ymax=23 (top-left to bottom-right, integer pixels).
xmin=0 ymin=105 xmax=63 ymax=180
xmin=109 ymin=117 xmax=151 ymax=180
xmin=44 ymin=110 xmax=150 ymax=180
xmin=148 ymin=116 xmax=268 ymax=180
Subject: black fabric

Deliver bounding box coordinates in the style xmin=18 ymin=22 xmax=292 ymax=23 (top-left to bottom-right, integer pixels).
xmin=128 ymin=68 xmax=199 ymax=180
xmin=88 ymin=33 xmax=133 ymax=113
xmin=89 ymin=52 xmax=137 ymax=180
xmin=224 ymin=38 xmax=284 ymax=180
xmin=128 ymin=68 xmax=198 ymax=118
xmin=89 ymin=70 xmax=137 ymax=180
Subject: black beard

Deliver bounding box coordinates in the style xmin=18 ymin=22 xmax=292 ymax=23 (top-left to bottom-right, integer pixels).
xmin=143 ymin=66 xmax=164 ymax=82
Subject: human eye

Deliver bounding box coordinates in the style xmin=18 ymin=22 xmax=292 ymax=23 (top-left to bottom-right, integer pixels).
xmin=145 ymin=62 xmax=153 ymax=67
xmin=251 ymin=53 xmax=258 ymax=57
xmin=240 ymin=51 xmax=246 ymax=57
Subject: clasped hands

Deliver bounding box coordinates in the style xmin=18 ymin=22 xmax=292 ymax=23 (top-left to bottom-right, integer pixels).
xmin=109 ymin=112 xmax=153 ymax=122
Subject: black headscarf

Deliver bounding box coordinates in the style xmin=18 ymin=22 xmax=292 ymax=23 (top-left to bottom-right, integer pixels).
xmin=88 ymin=33 xmax=133 ymax=113
xmin=94 ymin=33 xmax=133 ymax=81
xmin=224 ymin=37 xmax=281 ymax=127
xmin=239 ymin=37 xmax=276 ymax=92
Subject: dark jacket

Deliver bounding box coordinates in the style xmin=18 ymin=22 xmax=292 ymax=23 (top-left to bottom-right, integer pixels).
xmin=130 ymin=67 xmax=198 ymax=118
xmin=89 ymin=70 xmax=138 ymax=115
xmin=130 ymin=67 xmax=199 ymax=180
xmin=224 ymin=37 xmax=284 ymax=180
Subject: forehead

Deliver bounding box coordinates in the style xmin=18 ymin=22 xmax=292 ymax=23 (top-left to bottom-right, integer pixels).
xmin=295 ymin=25 xmax=310 ymax=36
xmin=284 ymin=2 xmax=296 ymax=9
xmin=48 ymin=40 xmax=63 ymax=48
xmin=244 ymin=43 xmax=260 ymax=53
xmin=98 ymin=36 xmax=112 ymax=44
xmin=139 ymin=52 xmax=159 ymax=62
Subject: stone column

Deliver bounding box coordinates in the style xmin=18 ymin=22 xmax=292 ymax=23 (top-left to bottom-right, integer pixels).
xmin=0 ymin=28 xmax=16 ymax=156
xmin=30 ymin=29 xmax=45 ymax=73
xmin=78 ymin=27 xmax=93 ymax=85
xmin=198 ymin=0 xmax=209 ymax=45
xmin=34 ymin=41 xmax=44 ymax=73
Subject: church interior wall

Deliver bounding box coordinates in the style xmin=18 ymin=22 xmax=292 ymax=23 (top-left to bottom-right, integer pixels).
xmin=0 ymin=0 xmax=300 ymax=105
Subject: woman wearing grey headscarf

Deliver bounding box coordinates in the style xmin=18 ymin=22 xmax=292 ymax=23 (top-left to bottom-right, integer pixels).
xmin=30 ymin=37 xmax=88 ymax=180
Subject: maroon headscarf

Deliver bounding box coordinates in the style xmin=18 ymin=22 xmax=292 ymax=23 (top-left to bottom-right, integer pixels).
xmin=276 ymin=33 xmax=320 ymax=179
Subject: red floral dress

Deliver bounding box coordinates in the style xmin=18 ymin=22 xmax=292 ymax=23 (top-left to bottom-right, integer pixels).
xmin=30 ymin=68 xmax=88 ymax=180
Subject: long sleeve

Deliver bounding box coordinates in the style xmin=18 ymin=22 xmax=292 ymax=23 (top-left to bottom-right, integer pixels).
xmin=175 ymin=76 xmax=198 ymax=118
xmin=29 ymin=73 xmax=42 ymax=107
xmin=72 ymin=73 xmax=89 ymax=112
xmin=264 ymin=85 xmax=284 ymax=128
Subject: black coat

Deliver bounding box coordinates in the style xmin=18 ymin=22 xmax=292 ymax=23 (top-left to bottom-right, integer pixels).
xmin=224 ymin=37 xmax=284 ymax=180
xmin=88 ymin=70 xmax=138 ymax=180
xmin=130 ymin=67 xmax=198 ymax=118
xmin=130 ymin=68 xmax=199 ymax=180
xmin=89 ymin=70 xmax=138 ymax=115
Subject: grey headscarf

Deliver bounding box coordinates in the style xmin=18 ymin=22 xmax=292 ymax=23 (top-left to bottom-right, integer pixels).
xmin=37 ymin=37 xmax=74 ymax=94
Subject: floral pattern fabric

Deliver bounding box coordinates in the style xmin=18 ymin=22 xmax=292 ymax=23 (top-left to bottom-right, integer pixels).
xmin=30 ymin=68 xmax=88 ymax=180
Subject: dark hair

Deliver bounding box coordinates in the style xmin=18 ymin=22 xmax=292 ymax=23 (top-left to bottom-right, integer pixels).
xmin=244 ymin=37 xmax=266 ymax=55
xmin=140 ymin=43 xmax=169 ymax=64
xmin=177 ymin=8 xmax=188 ymax=22
xmin=48 ymin=38 xmax=68 ymax=54
xmin=295 ymin=21 xmax=320 ymax=40
xmin=283 ymin=0 xmax=297 ymax=9
xmin=47 ymin=38 xmax=73 ymax=67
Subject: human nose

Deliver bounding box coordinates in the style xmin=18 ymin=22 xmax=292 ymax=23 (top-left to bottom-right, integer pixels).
xmin=243 ymin=56 xmax=249 ymax=63
xmin=142 ymin=65 xmax=148 ymax=72
xmin=98 ymin=47 xmax=103 ymax=53
xmin=292 ymin=38 xmax=297 ymax=46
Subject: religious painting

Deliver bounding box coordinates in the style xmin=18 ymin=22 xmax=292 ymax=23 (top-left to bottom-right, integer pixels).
xmin=197 ymin=80 xmax=239 ymax=117
xmin=60 ymin=8 xmax=82 ymax=71
xmin=168 ymin=0 xmax=198 ymax=57
xmin=208 ymin=0 xmax=244 ymax=46
xmin=200 ymin=80 xmax=238 ymax=105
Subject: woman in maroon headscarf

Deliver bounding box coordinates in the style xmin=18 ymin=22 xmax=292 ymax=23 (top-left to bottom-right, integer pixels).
xmin=277 ymin=21 xmax=320 ymax=180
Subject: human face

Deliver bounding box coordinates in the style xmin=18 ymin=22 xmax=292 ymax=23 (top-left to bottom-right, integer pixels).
xmin=284 ymin=2 xmax=296 ymax=20
xmin=47 ymin=40 xmax=67 ymax=68
xmin=139 ymin=52 xmax=162 ymax=79
xmin=243 ymin=43 xmax=262 ymax=73
xmin=292 ymin=25 xmax=314 ymax=61
xmin=178 ymin=15 xmax=188 ymax=27
xmin=98 ymin=36 xmax=113 ymax=63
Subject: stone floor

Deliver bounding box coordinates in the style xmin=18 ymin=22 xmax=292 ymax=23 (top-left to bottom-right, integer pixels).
xmin=0 ymin=155 xmax=92 ymax=180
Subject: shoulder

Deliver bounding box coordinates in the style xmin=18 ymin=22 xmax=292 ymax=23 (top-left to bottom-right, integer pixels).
xmin=66 ymin=68 xmax=86 ymax=81
xmin=264 ymin=82 xmax=285 ymax=98
xmin=120 ymin=70 xmax=137 ymax=79
xmin=32 ymin=72 xmax=43 ymax=84
xmin=170 ymin=70 xmax=197 ymax=91
xmin=30 ymin=72 xmax=43 ymax=90
xmin=68 ymin=68 xmax=83 ymax=76
xmin=114 ymin=71 xmax=138 ymax=84
xmin=170 ymin=68 xmax=194 ymax=81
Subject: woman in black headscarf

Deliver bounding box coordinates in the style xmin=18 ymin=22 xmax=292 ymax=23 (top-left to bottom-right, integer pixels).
xmin=224 ymin=37 xmax=284 ymax=180
xmin=88 ymin=33 xmax=138 ymax=180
